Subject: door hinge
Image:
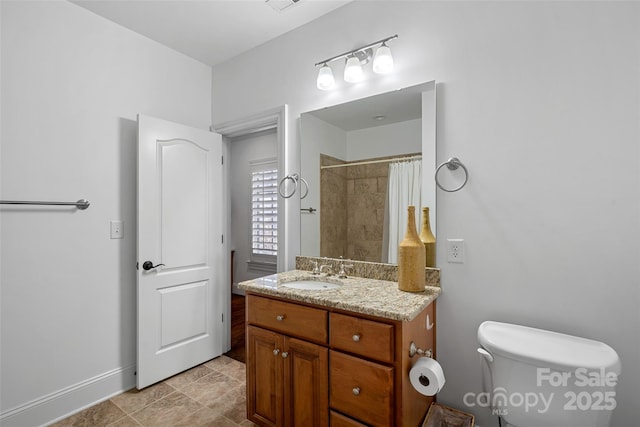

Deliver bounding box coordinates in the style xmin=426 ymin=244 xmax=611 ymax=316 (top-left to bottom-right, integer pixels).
xmin=136 ymin=262 xmax=139 ymax=271
xmin=221 ymin=155 xmax=224 ymax=165
xmin=222 ymin=313 xmax=224 ymax=323
xmin=221 ymin=234 xmax=224 ymax=244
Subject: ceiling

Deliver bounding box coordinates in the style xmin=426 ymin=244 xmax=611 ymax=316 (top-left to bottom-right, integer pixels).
xmin=303 ymin=83 xmax=427 ymax=131
xmin=72 ymin=0 xmax=351 ymax=67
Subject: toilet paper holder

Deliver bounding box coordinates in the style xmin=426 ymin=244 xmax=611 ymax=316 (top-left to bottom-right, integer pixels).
xmin=409 ymin=341 xmax=433 ymax=358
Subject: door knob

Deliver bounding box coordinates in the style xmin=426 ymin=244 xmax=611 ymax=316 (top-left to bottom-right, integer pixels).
xmin=142 ymin=261 xmax=165 ymax=271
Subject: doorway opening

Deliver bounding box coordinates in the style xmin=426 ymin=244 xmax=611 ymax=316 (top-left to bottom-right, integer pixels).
xmin=214 ymin=106 xmax=287 ymax=363
xmin=228 ymin=129 xmax=278 ymax=294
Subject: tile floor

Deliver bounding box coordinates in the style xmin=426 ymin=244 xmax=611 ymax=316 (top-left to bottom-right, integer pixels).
xmin=50 ymin=356 xmax=255 ymax=427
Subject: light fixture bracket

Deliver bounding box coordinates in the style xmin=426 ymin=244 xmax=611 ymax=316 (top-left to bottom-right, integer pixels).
xmin=352 ymin=48 xmax=373 ymax=65
xmin=314 ymin=34 xmax=398 ymax=68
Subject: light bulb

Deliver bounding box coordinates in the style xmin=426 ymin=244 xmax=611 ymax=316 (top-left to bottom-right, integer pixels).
xmin=373 ymin=43 xmax=394 ymax=74
xmin=344 ymin=56 xmax=364 ymax=83
xmin=316 ymin=64 xmax=335 ymax=90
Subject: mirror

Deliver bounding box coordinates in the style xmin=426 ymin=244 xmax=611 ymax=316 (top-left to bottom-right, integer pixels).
xmin=300 ymin=81 xmax=436 ymax=263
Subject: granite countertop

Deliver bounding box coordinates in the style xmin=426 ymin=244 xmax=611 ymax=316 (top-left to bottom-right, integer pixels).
xmin=238 ymin=269 xmax=441 ymax=322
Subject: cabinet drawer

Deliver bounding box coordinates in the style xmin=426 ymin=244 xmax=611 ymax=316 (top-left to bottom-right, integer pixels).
xmin=330 ymin=411 xmax=368 ymax=427
xmin=330 ymin=313 xmax=394 ymax=363
xmin=330 ymin=351 xmax=393 ymax=427
xmin=247 ymin=295 xmax=328 ymax=344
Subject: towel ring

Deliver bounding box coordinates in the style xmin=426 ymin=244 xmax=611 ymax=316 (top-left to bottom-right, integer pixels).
xmin=278 ymin=173 xmax=309 ymax=199
xmin=435 ymin=157 xmax=469 ymax=192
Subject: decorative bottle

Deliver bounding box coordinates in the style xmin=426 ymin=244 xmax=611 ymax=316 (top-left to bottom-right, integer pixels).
xmin=398 ymin=206 xmax=426 ymax=292
xmin=419 ymin=207 xmax=436 ymax=268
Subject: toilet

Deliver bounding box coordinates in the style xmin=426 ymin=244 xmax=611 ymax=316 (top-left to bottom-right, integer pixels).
xmin=477 ymin=321 xmax=621 ymax=427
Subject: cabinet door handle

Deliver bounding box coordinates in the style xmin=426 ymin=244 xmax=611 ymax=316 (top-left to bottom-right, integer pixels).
xmin=281 ymin=352 xmax=289 ymax=358
xmin=352 ymin=334 xmax=361 ymax=342
xmin=273 ymin=348 xmax=280 ymax=356
xmin=352 ymin=387 xmax=360 ymax=396
xmin=276 ymin=315 xmax=285 ymax=322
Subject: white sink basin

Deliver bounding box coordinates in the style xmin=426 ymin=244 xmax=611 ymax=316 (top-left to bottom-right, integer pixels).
xmin=281 ymin=280 xmax=341 ymax=290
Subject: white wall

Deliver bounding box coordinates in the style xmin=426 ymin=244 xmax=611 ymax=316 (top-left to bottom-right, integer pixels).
xmin=212 ymin=2 xmax=640 ymax=426
xmin=229 ymin=130 xmax=277 ymax=286
xmin=0 ymin=1 xmax=212 ymax=425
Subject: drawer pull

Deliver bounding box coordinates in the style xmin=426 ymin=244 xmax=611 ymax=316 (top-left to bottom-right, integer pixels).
xmin=281 ymin=352 xmax=289 ymax=358
xmin=276 ymin=314 xmax=285 ymax=322
xmin=352 ymin=334 xmax=361 ymax=342
xmin=273 ymin=348 xmax=280 ymax=356
xmin=352 ymin=387 xmax=360 ymax=396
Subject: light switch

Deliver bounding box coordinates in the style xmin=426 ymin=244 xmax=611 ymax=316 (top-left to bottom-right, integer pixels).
xmin=110 ymin=220 xmax=124 ymax=239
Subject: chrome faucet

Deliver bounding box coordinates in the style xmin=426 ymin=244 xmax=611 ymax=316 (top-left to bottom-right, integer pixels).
xmin=337 ymin=260 xmax=353 ymax=278
xmin=310 ymin=260 xmax=320 ymax=275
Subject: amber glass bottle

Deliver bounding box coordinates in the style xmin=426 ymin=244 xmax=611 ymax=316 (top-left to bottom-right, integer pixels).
xmin=419 ymin=207 xmax=436 ymax=268
xmin=398 ymin=206 xmax=426 ymax=292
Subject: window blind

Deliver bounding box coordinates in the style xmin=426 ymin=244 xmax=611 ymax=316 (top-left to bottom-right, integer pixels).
xmin=251 ymin=168 xmax=278 ymax=257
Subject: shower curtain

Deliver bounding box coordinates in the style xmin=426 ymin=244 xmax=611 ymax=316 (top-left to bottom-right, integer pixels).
xmin=382 ymin=159 xmax=422 ymax=263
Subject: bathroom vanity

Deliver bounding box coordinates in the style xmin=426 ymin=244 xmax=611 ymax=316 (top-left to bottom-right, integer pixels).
xmin=239 ymin=261 xmax=441 ymax=427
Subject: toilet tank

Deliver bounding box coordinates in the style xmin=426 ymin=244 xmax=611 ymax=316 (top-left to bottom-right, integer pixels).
xmin=477 ymin=321 xmax=621 ymax=427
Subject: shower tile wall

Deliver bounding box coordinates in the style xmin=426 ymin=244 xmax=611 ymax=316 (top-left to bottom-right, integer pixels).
xmin=320 ymin=154 xmax=390 ymax=262
xmin=320 ymin=155 xmax=348 ymax=258
xmin=346 ymin=162 xmax=388 ymax=261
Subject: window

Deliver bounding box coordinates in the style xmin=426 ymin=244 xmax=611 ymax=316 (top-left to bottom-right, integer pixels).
xmin=250 ymin=160 xmax=278 ymax=270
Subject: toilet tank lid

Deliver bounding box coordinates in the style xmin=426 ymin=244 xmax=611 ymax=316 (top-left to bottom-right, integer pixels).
xmin=478 ymin=321 xmax=621 ymax=373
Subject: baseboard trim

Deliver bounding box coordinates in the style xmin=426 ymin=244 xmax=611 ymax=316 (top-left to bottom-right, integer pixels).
xmin=0 ymin=364 xmax=136 ymax=427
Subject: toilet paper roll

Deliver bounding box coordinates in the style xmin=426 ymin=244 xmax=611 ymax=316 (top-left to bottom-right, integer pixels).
xmin=410 ymin=357 xmax=446 ymax=396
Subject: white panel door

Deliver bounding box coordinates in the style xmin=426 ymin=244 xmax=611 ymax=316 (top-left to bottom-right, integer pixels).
xmin=137 ymin=114 xmax=223 ymax=389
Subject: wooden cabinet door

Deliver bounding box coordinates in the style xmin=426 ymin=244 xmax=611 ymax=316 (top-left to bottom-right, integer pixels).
xmin=283 ymin=337 xmax=329 ymax=427
xmin=247 ymin=326 xmax=284 ymax=426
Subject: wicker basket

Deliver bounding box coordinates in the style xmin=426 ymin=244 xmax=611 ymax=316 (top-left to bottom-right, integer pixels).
xmin=422 ymin=403 xmax=474 ymax=427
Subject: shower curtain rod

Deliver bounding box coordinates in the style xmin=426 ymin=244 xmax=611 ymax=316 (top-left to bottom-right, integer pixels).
xmin=320 ymin=154 xmax=421 ymax=170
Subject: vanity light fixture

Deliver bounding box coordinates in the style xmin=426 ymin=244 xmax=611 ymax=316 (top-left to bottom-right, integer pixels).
xmin=315 ymin=34 xmax=398 ymax=90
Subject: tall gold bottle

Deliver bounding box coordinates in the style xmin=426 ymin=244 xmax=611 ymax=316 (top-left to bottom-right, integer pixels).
xmin=398 ymin=206 xmax=426 ymax=292
xmin=419 ymin=207 xmax=436 ymax=268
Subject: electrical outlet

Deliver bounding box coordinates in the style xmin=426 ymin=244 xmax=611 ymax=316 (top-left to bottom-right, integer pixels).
xmin=447 ymin=239 xmax=464 ymax=263
xmin=110 ymin=220 xmax=124 ymax=239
